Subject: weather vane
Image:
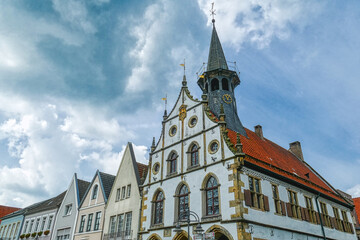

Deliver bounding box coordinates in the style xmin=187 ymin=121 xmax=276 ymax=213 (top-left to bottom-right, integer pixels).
xmin=180 ymin=59 xmax=186 ymax=75
xmin=210 ymin=2 xmax=216 ymax=23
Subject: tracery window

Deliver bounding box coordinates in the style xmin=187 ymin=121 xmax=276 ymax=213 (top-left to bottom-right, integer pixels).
xmin=154 ymin=191 xmax=164 ymax=225
xmin=205 ymin=177 xmax=219 ymax=215
xmin=178 ymin=185 xmax=189 ymax=220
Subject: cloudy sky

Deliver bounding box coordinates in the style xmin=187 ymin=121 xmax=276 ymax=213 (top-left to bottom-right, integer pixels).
xmin=1 ymin=0 xmax=359 ymax=208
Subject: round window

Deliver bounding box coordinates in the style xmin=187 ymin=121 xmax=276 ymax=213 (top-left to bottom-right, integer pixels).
xmin=209 ymin=140 xmax=219 ymax=154
xmin=188 ymin=116 xmax=198 ymax=128
xmin=169 ymin=125 xmax=177 ymax=136
xmin=152 ymin=162 xmax=160 ymax=175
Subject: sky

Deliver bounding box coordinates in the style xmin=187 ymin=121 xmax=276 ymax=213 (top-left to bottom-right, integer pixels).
xmin=0 ymin=0 xmax=359 ymax=208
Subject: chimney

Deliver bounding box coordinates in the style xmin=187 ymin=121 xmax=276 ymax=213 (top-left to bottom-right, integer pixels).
xmin=289 ymin=141 xmax=304 ymax=161
xmin=254 ymin=125 xmax=264 ymax=139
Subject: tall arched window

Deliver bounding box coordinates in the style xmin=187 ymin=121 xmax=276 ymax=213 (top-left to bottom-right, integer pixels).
xmin=168 ymin=152 xmax=177 ymax=174
xmin=211 ymin=78 xmax=219 ymax=91
xmin=222 ymin=78 xmax=229 ymax=91
xmin=92 ymin=185 xmax=98 ymax=199
xmin=190 ymin=144 xmax=199 ymax=166
xmin=154 ymin=191 xmax=164 ymax=224
xmin=206 ymin=177 xmax=219 ymax=215
xmin=178 ymin=185 xmax=189 ymax=220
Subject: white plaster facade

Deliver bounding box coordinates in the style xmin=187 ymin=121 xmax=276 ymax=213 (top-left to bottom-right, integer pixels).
xmin=103 ymin=143 xmax=147 ymax=240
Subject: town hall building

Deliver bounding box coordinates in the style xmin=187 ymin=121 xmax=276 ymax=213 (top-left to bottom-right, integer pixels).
xmin=138 ymin=18 xmax=357 ymax=240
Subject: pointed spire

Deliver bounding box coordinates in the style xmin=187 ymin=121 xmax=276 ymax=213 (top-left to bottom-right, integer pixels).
xmin=151 ymin=137 xmax=156 ymax=152
xmin=207 ymin=23 xmax=228 ymax=71
xmin=181 ymin=59 xmax=187 ymax=87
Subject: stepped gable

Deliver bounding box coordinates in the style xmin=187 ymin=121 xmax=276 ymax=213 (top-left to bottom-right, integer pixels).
xmin=136 ymin=162 xmax=148 ymax=184
xmin=77 ymin=179 xmax=90 ymax=203
xmin=226 ymin=127 xmax=347 ymax=205
xmin=99 ymin=172 xmax=116 ymax=200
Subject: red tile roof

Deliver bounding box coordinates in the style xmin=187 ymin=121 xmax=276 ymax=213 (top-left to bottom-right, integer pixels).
xmin=353 ymin=197 xmax=360 ymax=226
xmin=0 ymin=205 xmax=21 ymax=223
xmin=226 ymin=128 xmax=347 ymax=204
xmin=137 ymin=162 xmax=148 ymax=181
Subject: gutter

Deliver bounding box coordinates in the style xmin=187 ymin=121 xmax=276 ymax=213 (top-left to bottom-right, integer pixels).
xmin=315 ymin=193 xmax=327 ymax=240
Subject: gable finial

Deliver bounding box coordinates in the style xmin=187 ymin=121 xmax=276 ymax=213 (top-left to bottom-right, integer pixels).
xmin=210 ymin=2 xmax=216 ymax=25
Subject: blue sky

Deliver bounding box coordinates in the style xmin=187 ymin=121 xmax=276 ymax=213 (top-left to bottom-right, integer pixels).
xmin=0 ymin=0 xmax=359 ymax=207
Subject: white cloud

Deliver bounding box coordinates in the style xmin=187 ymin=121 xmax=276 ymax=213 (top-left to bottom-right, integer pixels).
xmin=197 ymin=0 xmax=323 ymax=49
xmin=347 ymin=185 xmax=360 ymax=198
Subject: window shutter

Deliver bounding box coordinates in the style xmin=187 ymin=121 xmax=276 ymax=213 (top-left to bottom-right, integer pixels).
xmin=263 ymin=195 xmax=270 ymax=211
xmin=334 ymin=219 xmax=339 ymax=230
xmin=330 ymin=217 xmax=335 ymax=228
xmin=300 ymin=207 xmax=306 ymax=220
xmin=316 ymin=212 xmax=320 ymax=224
xmin=280 ymin=201 xmax=286 ymax=216
xmin=244 ymin=189 xmax=252 ymax=207
xmin=320 ymin=214 xmax=325 ymax=225
xmin=350 ymin=223 xmax=354 ymax=234
xmin=286 ymin=203 xmax=293 ymax=218
xmin=304 ymin=209 xmax=310 ymax=222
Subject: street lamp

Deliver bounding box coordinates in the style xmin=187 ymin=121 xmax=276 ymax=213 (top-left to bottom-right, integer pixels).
xmin=174 ymin=210 xmax=204 ymax=239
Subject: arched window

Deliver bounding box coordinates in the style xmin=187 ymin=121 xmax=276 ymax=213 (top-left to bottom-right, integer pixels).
xmin=205 ymin=83 xmax=208 ymax=93
xmin=211 ymin=78 xmax=219 ymax=91
xmin=190 ymin=144 xmax=199 ymax=166
xmin=168 ymin=152 xmax=177 ymax=174
xmin=154 ymin=191 xmax=164 ymax=224
xmin=178 ymin=185 xmax=189 ymax=220
xmin=92 ymin=185 xmax=98 ymax=199
xmin=206 ymin=177 xmax=219 ymax=215
xmin=222 ymin=78 xmax=229 ymax=91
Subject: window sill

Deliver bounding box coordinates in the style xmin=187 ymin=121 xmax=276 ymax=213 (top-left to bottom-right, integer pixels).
xmin=149 ymin=223 xmax=164 ymax=230
xmin=166 ymin=172 xmax=178 ymax=178
xmin=187 ymin=165 xmax=200 ymax=171
xmin=201 ymin=214 xmax=221 ymax=222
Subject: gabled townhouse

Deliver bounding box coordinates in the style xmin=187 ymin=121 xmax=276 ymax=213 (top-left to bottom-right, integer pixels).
xmin=0 ymin=205 xmax=21 ymax=240
xmin=20 ymin=192 xmax=65 ymax=240
xmin=103 ymin=142 xmax=148 ymax=240
xmin=74 ymin=171 xmax=115 ymax=240
xmin=51 ymin=174 xmax=90 ymax=240
xmin=0 ymin=206 xmax=21 ymax=225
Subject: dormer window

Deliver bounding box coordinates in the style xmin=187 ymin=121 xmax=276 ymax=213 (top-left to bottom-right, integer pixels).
xmin=92 ymin=185 xmax=98 ymax=200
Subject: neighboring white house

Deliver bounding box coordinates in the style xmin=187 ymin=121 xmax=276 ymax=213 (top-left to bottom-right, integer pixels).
xmin=21 ymin=192 xmax=65 ymax=240
xmin=138 ymin=20 xmax=357 ymax=240
xmin=103 ymin=142 xmax=148 ymax=240
xmin=51 ymin=174 xmax=90 ymax=240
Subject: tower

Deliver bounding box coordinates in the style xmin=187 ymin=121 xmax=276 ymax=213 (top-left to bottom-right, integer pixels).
xmin=197 ymin=19 xmax=247 ymax=136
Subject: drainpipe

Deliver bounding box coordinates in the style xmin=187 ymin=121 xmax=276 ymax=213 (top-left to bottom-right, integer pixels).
xmin=315 ymin=193 xmax=327 ymax=240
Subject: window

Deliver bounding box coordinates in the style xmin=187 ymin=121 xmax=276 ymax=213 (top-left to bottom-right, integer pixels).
xmin=86 ymin=213 xmax=93 ymax=232
xmin=23 ymin=221 xmax=28 ymax=234
xmin=94 ymin=212 xmax=101 ymax=231
xmin=56 ymin=228 xmax=70 ymax=240
xmin=333 ymin=207 xmax=343 ymax=231
xmin=288 ymin=190 xmax=301 ymax=219
xmin=188 ymin=116 xmax=198 ymax=128
xmin=167 ymin=152 xmax=177 ymax=174
xmin=92 ymin=185 xmax=98 ymax=200
xmin=178 ymin=185 xmax=189 ymax=220
xmin=153 ymin=162 xmax=160 ymax=175
xmin=121 ymin=186 xmax=126 ymax=199
xmin=319 ymin=202 xmax=331 ymax=227
xmin=341 ymin=210 xmax=352 ymax=233
xmin=153 ymin=191 xmax=164 ymax=225
xmin=116 ymin=215 xmax=124 ymax=235
xmin=47 ymin=215 xmax=53 ymax=230
xmin=64 ymin=204 xmax=72 ymax=216
xmin=124 ymin=212 xmax=132 ymax=236
xmin=272 ymin=184 xmax=282 ymax=214
xmin=205 ymin=83 xmax=208 ymax=93
xmin=127 ymin=185 xmax=131 ymax=198
xmin=169 ymin=126 xmax=177 ymax=136
xmin=34 ymin=218 xmax=40 ymax=232
xmin=29 ymin=219 xmax=34 ymax=233
xmin=222 ymin=78 xmax=229 ymax=91
xmin=40 ymin=217 xmax=46 ymax=231
xmin=79 ymin=215 xmax=86 ymax=233
xmin=189 ymin=144 xmax=199 ymax=167
xmin=109 ymin=216 xmax=116 ymax=234
xmin=14 ymin=222 xmax=20 ymax=239
xmin=248 ymin=176 xmax=263 ymax=209
xmin=305 ymin=196 xmax=317 ymax=223
xmin=206 ymin=177 xmax=219 ymax=215
xmin=208 ymin=140 xmax=219 ymax=154
xmin=116 ymin=188 xmax=121 ymax=201
xmin=211 ymin=78 xmax=219 ymax=91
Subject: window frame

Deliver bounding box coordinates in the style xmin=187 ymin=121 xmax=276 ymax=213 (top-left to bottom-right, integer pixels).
xmin=248 ymin=176 xmax=264 ymax=210
xmin=271 ymin=184 xmax=282 ymax=214
xmin=86 ymin=213 xmax=93 ymax=232
xmin=116 ymin=188 xmax=121 ymax=202
xmin=304 ymin=196 xmax=317 ymax=223
xmin=92 ymin=185 xmax=98 ymax=200
xmin=126 ymin=184 xmax=131 ymax=198
xmin=167 ymin=152 xmax=178 ymax=175
xmin=319 ymin=201 xmax=331 ymax=227
xmin=64 ymin=204 xmax=72 ymax=216
xmin=287 ymin=190 xmax=301 ymax=219
xmin=153 ymin=191 xmax=164 ymax=225
xmin=94 ymin=211 xmax=102 ymax=231
xmin=79 ymin=215 xmax=86 ymax=233
xmin=205 ymin=176 xmax=220 ymax=216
